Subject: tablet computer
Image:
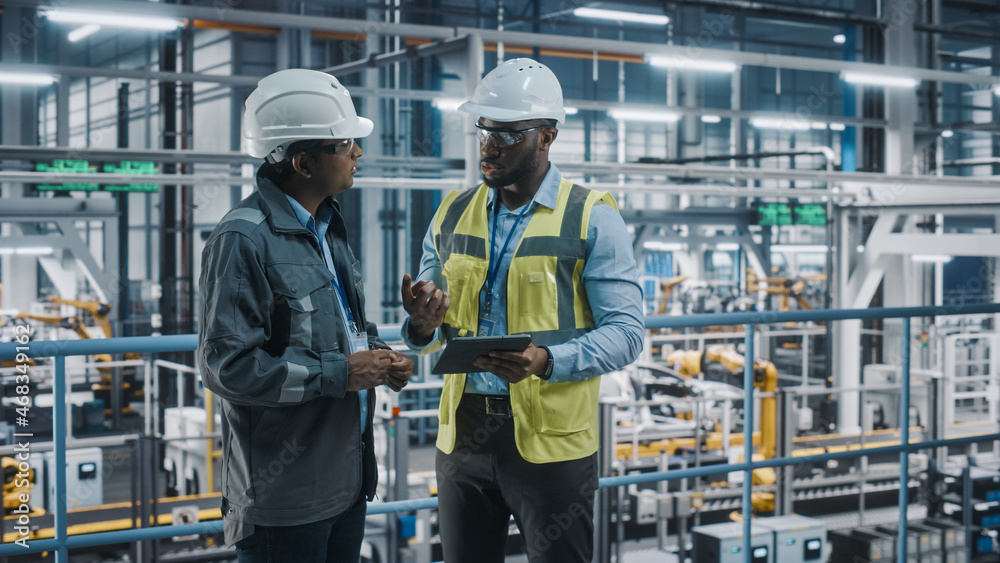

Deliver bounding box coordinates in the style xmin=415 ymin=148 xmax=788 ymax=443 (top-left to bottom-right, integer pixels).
xmin=431 ymin=335 xmax=532 ymax=375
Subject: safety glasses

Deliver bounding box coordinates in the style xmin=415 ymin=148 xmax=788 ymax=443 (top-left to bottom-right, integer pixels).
xmin=475 ymin=122 xmax=554 ymax=148
xmin=307 ymin=138 xmax=356 ymax=156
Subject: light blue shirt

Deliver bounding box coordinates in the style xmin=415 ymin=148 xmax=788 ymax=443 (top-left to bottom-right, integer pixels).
xmin=285 ymin=195 xmax=368 ymax=432
xmin=402 ymin=164 xmax=645 ymax=394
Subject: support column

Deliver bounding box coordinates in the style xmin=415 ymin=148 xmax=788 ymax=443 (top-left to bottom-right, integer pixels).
xmin=883 ymin=0 xmax=917 ymax=177
xmin=1 ymin=7 xmax=39 ymax=310
xmin=363 ymin=30 xmax=386 ymax=323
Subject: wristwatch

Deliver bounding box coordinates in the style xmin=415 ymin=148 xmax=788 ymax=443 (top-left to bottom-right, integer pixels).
xmin=540 ymin=346 xmax=554 ymax=380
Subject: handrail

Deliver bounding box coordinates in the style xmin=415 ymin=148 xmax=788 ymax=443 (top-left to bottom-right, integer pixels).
xmin=1 ymin=302 xmax=999 ymax=560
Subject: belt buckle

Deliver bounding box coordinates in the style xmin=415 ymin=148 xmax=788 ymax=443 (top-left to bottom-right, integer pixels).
xmin=484 ymin=396 xmax=512 ymax=418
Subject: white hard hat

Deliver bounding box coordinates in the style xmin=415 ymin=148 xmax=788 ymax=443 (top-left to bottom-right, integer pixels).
xmin=243 ymin=68 xmax=374 ymax=163
xmin=459 ymin=58 xmax=565 ymax=124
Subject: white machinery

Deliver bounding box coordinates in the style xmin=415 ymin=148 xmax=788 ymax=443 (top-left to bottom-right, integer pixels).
xmin=40 ymin=447 xmax=103 ymax=510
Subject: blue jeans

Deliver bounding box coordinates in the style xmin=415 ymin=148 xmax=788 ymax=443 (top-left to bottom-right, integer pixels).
xmin=235 ymin=492 xmax=367 ymax=563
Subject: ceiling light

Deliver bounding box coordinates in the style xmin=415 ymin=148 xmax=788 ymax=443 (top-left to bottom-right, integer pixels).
xmin=842 ymin=72 xmax=919 ymax=88
xmin=994 ymin=85 xmax=1000 ymax=95
xmin=701 ymin=115 xmax=722 ymax=123
xmin=833 ymin=34 xmax=846 ymax=44
xmin=431 ymin=98 xmax=463 ymax=111
xmin=43 ymin=9 xmax=185 ymax=31
xmin=643 ymin=241 xmax=685 ymax=252
xmin=940 ymin=129 xmax=953 ymax=138
xmin=856 ymin=245 xmax=865 ymax=253
xmin=573 ymin=7 xmax=669 ymax=25
xmin=564 ymin=106 xmax=579 ymax=115
xmin=68 ymin=24 xmax=101 ymax=42
xmin=912 ymin=254 xmax=952 ymax=263
xmin=829 ymin=123 xmax=847 ymax=131
xmin=770 ymin=244 xmax=828 ymax=253
xmin=0 ymin=73 xmax=57 ymax=86
xmin=750 ymin=117 xmax=810 ymax=131
xmin=717 ymin=242 xmax=740 ymax=251
xmin=647 ymin=56 xmax=737 ymax=73
xmin=6 ymin=247 xmax=55 ymax=256
xmin=810 ymin=122 xmax=828 ymax=130
xmin=609 ymin=108 xmax=680 ymax=123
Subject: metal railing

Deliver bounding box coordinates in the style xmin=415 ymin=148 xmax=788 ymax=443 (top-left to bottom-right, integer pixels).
xmin=2 ymin=303 xmax=1000 ymax=561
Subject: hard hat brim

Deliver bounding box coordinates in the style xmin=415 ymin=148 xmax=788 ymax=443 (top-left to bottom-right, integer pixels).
xmin=346 ymin=116 xmax=375 ymax=139
xmin=458 ymin=101 xmax=564 ymax=124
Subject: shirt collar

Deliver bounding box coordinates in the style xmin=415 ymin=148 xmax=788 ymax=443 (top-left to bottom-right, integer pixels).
xmin=284 ymin=194 xmax=334 ymax=237
xmin=486 ymin=162 xmax=562 ymax=212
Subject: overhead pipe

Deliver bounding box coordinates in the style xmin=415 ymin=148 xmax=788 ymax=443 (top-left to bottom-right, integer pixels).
xmin=637 ymin=146 xmax=837 ymax=168
xmin=321 ymin=35 xmax=470 ymax=75
xmin=3 ymin=0 xmax=997 ymax=88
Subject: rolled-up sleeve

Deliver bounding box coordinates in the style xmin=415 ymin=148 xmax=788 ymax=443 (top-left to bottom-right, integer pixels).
xmin=546 ymin=203 xmax=645 ymax=383
xmin=198 ymin=232 xmax=351 ymax=407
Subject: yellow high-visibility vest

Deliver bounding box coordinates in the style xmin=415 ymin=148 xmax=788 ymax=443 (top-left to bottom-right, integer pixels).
xmin=432 ymin=178 xmax=618 ymax=463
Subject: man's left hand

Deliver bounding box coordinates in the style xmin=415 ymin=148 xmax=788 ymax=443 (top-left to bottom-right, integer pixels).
xmin=384 ymin=351 xmax=414 ymax=392
xmin=473 ymin=343 xmax=549 ymax=384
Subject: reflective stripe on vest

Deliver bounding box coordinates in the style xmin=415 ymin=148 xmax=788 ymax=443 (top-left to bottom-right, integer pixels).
xmin=432 ymin=178 xmax=619 ymax=463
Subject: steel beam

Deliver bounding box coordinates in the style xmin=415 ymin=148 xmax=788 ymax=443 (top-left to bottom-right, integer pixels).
xmin=0 ymin=198 xmax=117 ymax=220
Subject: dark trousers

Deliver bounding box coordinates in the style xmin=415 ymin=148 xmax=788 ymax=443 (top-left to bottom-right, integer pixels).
xmin=235 ymin=491 xmax=367 ymax=563
xmin=436 ymin=393 xmax=598 ymax=563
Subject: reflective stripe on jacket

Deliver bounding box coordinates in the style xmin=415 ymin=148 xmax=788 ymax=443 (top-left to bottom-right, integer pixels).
xmin=433 ymin=178 xmax=618 ymax=463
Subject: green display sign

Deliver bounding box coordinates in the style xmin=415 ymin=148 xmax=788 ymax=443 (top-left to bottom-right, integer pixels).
xmin=793 ymin=203 xmax=827 ymax=226
xmin=103 ymin=161 xmax=158 ymax=192
xmin=35 ymin=159 xmax=99 ymax=191
xmin=756 ymin=202 xmax=827 ymax=226
xmin=756 ymin=203 xmax=793 ymax=226
xmin=34 ymin=160 xmax=159 ymax=192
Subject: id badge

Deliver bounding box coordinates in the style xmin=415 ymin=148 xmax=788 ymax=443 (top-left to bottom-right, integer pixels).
xmin=477 ymin=318 xmax=495 ymax=337
xmin=349 ymin=331 xmax=369 ymax=354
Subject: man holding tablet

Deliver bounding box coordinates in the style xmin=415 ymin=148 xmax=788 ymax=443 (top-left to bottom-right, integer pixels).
xmin=400 ymin=58 xmax=644 ymax=563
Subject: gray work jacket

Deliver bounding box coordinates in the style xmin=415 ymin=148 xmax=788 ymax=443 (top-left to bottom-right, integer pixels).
xmin=197 ymin=174 xmax=382 ymax=545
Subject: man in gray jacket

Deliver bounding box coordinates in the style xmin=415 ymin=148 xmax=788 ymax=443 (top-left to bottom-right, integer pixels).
xmin=198 ymin=68 xmax=412 ymax=563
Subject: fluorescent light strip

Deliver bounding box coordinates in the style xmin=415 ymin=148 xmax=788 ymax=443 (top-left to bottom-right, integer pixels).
xmin=573 ymin=7 xmax=669 ymax=25
xmin=609 ymin=108 xmax=680 ymax=123
xmin=829 ymin=123 xmax=847 ymax=131
xmin=701 ymin=115 xmax=722 ymax=123
xmin=643 ymin=241 xmax=684 ymax=252
xmin=435 ymin=98 xmax=577 ymax=116
xmin=940 ymin=130 xmax=954 ymax=138
xmin=833 ymin=34 xmax=846 ymax=44
xmin=750 ymin=117 xmax=810 ymax=131
xmin=770 ymin=244 xmax=828 ymax=253
xmin=0 ymin=247 xmax=55 ymax=255
xmin=0 ymin=73 xmax=57 ymax=85
xmin=431 ymin=98 xmax=463 ymax=111
xmin=842 ymin=72 xmax=919 ymax=88
xmin=912 ymin=254 xmax=952 ymax=263
xmin=716 ymin=243 xmax=740 ymax=251
xmin=810 ymin=122 xmax=828 ymax=130
xmin=68 ymin=24 xmax=101 ymax=42
xmin=647 ymin=56 xmax=737 ymax=73
xmin=43 ymin=9 xmax=184 ymax=31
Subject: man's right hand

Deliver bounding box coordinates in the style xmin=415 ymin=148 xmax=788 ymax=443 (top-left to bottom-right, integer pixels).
xmin=401 ymin=273 xmax=450 ymax=339
xmin=346 ymin=349 xmax=397 ymax=391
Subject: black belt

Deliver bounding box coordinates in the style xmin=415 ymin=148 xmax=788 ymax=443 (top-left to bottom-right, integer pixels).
xmin=467 ymin=394 xmax=513 ymax=418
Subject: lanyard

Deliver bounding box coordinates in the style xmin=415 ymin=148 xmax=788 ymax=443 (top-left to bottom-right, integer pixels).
xmin=313 ymin=224 xmax=361 ymax=335
xmin=484 ymin=198 xmax=531 ymax=316
xmin=330 ymin=270 xmax=360 ymax=334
